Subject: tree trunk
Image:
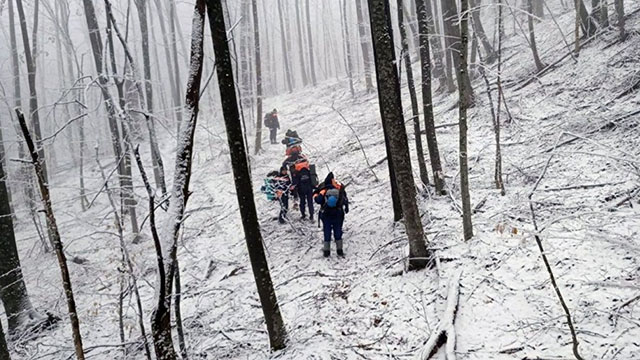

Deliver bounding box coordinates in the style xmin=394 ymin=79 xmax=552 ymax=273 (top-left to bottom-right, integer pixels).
xmin=415 ymin=0 xmax=447 ymax=194
xmin=614 ymin=0 xmax=626 ymax=41
xmin=342 ymin=0 xmax=355 ymax=96
xmin=0 ymin=153 xmax=45 ymax=334
xmin=15 ymin=0 xmax=48 ymax=184
xmin=295 ymin=0 xmax=309 ymax=86
xmin=367 ymin=0 xmax=432 ymax=270
xmin=277 ymin=0 xmax=294 ymax=92
xmin=134 ymin=0 xmax=167 ymax=195
xmin=441 ymin=0 xmax=475 ymax=105
xmin=169 ymin=0 xmax=184 ymax=131
xmin=534 ymin=0 xmax=545 ymax=18
xmin=457 ymin=0 xmax=474 ymax=241
xmin=577 ymin=0 xmax=598 ymax=37
xmin=0 ymin=320 xmax=9 ymax=360
xmin=527 ymin=0 xmax=546 ymax=71
xmin=398 ymin=0 xmax=429 ymax=187
xmin=495 ymin=0 xmax=506 ymax=194
xmin=16 ymin=109 xmax=85 ymax=360
xmin=470 ymin=0 xmax=497 ymax=63
xmin=206 ymin=0 xmax=289 ymax=349
xmin=356 ymin=0 xmax=375 ymax=92
xmin=252 ymin=0 xmax=264 ymax=154
xmin=305 ymin=0 xmax=318 ymax=86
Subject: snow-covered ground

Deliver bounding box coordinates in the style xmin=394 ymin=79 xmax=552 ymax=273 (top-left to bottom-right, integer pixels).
xmin=5 ymin=3 xmax=640 ymax=359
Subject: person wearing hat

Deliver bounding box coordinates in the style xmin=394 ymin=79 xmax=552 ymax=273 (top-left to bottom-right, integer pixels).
xmin=264 ymin=108 xmax=280 ymax=144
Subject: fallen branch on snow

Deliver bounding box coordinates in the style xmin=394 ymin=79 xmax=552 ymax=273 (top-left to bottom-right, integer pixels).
xmin=417 ymin=270 xmax=462 ymax=360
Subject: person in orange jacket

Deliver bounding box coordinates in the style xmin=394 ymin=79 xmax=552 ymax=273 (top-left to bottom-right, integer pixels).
xmin=314 ymin=172 xmax=349 ymax=257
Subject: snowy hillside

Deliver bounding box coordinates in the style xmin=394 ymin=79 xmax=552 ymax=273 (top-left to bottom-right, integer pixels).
xmin=3 ymin=1 xmax=640 ymax=360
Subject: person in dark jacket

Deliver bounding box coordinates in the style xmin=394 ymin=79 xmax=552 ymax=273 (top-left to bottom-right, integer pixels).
xmin=292 ymin=159 xmax=315 ymax=221
xmin=271 ymin=166 xmax=291 ymax=224
xmin=264 ymin=109 xmax=280 ymax=144
xmin=314 ymin=172 xmax=349 ymax=257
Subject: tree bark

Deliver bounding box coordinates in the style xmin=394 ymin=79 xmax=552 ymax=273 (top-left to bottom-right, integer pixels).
xmin=398 ymin=0 xmax=429 ymax=187
xmin=356 ymin=0 xmax=375 ymax=92
xmin=0 ymin=321 xmax=9 ymax=360
xmin=16 ymin=109 xmax=85 ymax=360
xmin=577 ymin=0 xmax=598 ymax=37
xmin=614 ymin=0 xmax=626 ymax=41
xmin=252 ymin=0 xmax=264 ymax=154
xmin=527 ymin=0 xmax=546 ymax=71
xmin=15 ymin=0 xmax=48 ymax=184
xmin=415 ymin=0 xmax=447 ymax=194
xmin=457 ymin=0 xmax=474 ymax=241
xmin=305 ymin=0 xmax=318 ymax=85
xmin=169 ymin=0 xmax=185 ymax=131
xmin=342 ymin=0 xmax=356 ymax=96
xmin=206 ymin=0 xmax=289 ymax=349
xmin=134 ymin=0 xmax=167 ymax=195
xmin=441 ymin=0 xmax=475 ymax=105
xmin=470 ymin=0 xmax=497 ymax=63
xmin=367 ymin=0 xmax=432 ymax=270
xmin=295 ymin=0 xmax=309 ymax=86
xmin=277 ymin=0 xmax=294 ymax=92
xmin=0 ymin=151 xmax=44 ymax=334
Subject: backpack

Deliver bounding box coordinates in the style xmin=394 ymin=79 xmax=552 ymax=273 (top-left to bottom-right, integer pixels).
xmin=261 ymin=178 xmax=277 ymax=201
xmin=325 ymin=188 xmax=341 ymax=208
xmin=309 ymin=164 xmax=319 ymax=187
xmin=264 ymin=114 xmax=273 ymax=128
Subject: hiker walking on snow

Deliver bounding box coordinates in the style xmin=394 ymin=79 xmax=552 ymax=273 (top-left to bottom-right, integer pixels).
xmin=264 ymin=108 xmax=280 ymax=144
xmin=269 ymin=166 xmax=292 ymax=224
xmin=291 ymin=156 xmax=315 ymax=221
xmin=314 ymin=173 xmax=349 ymax=257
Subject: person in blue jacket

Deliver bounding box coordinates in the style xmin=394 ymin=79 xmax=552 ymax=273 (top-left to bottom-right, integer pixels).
xmin=314 ymin=172 xmax=349 ymax=257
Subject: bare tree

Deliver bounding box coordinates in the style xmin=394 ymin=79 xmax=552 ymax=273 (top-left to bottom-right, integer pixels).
xmin=134 ymin=0 xmax=167 ymax=194
xmin=398 ymin=0 xmax=429 ymax=187
xmin=305 ymin=0 xmax=318 ymax=85
xmin=470 ymin=0 xmax=497 ymax=63
xmin=415 ymin=0 xmax=447 ymax=194
xmin=277 ymin=0 xmax=294 ymax=92
xmin=614 ymin=0 xmax=626 ymax=41
xmin=16 ymin=109 xmax=85 ymax=360
xmin=457 ymin=0 xmax=474 ymax=241
xmin=295 ymin=0 xmax=310 ymax=86
xmin=252 ymin=0 xmax=264 ymax=154
xmin=441 ymin=0 xmax=475 ymax=106
xmin=15 ymin=0 xmax=48 ymax=183
xmin=356 ymin=0 xmax=375 ymax=92
xmin=527 ymin=0 xmax=546 ymax=71
xmin=341 ymin=0 xmax=355 ymax=96
xmin=367 ymin=0 xmax=432 ymax=270
xmin=206 ymin=0 xmax=288 ymax=349
xmin=577 ymin=0 xmax=599 ymax=37
xmin=0 ymin=152 xmax=47 ymax=335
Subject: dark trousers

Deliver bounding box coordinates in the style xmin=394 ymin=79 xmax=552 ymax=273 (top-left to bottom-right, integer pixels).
xmin=279 ymin=194 xmax=289 ymax=222
xmin=322 ymin=217 xmax=343 ymax=243
xmin=269 ymin=128 xmax=278 ymax=144
xmin=299 ymin=189 xmax=314 ymax=219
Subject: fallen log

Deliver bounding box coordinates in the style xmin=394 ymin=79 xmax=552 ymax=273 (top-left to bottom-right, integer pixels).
xmin=417 ymin=270 xmax=462 ymax=360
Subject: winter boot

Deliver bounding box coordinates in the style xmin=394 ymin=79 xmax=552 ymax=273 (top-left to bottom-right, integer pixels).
xmin=336 ymin=239 xmax=344 ymax=257
xmin=323 ymin=241 xmax=330 ymax=257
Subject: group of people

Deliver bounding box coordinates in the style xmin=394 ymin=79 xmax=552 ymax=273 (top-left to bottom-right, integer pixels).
xmin=261 ymin=109 xmax=350 ymax=257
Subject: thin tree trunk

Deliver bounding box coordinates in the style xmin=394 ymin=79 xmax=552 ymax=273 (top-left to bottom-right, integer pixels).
xmin=398 ymin=0 xmax=429 ymax=187
xmin=152 ymin=0 xmax=180 ymax=128
xmin=206 ymin=0 xmax=288 ymax=348
xmin=16 ymin=109 xmax=85 ymax=360
xmin=457 ymin=0 xmax=474 ymax=240
xmin=147 ymin=1 xmax=207 ymax=357
xmin=441 ymin=0 xmax=475 ymax=105
xmin=432 ymin=0 xmax=453 ymax=92
xmin=470 ymin=0 xmax=497 ymax=63
xmin=577 ymin=0 xmax=598 ymax=37
xmin=495 ymin=0 xmax=506 ymax=194
xmin=277 ymin=0 xmax=294 ymax=92
xmin=252 ymin=0 xmax=264 ymax=154
xmin=174 ymin=260 xmax=187 ymax=359
xmin=527 ymin=0 xmax=546 ymax=71
xmin=305 ymin=0 xmax=317 ymax=85
xmin=15 ymin=0 xmax=48 ymax=184
xmin=367 ymin=0 xmax=432 ymax=270
xmin=134 ymin=0 xmax=167 ymax=195
xmin=295 ymin=0 xmax=309 ymax=86
xmin=614 ymin=0 xmax=626 ymax=41
xmin=356 ymin=0 xmax=375 ymax=92
xmin=342 ymin=0 xmax=355 ymax=96
xmin=169 ymin=0 xmax=184 ymax=131
xmin=415 ymin=0 xmax=447 ymax=194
